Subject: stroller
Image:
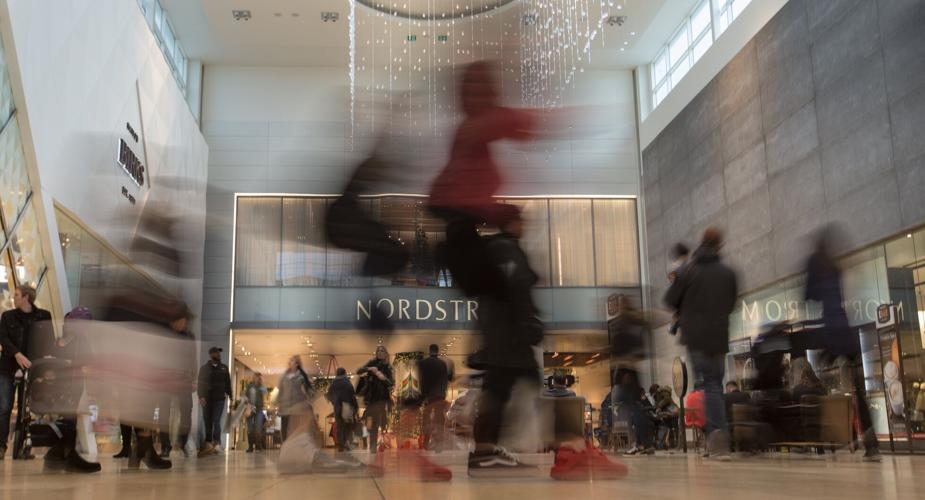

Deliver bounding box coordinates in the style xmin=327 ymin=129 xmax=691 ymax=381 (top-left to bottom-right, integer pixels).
xmin=11 ymin=357 xmax=82 ymax=460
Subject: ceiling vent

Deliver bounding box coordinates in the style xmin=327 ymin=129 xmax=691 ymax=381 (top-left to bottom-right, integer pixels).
xmin=232 ymin=10 xmax=252 ymax=21
xmin=321 ymin=11 xmax=339 ymax=22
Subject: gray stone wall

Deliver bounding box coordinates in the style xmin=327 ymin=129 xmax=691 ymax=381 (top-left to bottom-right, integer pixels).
xmin=642 ymin=0 xmax=925 ymax=305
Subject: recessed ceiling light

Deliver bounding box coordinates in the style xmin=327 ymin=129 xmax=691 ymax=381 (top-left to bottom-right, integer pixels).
xmin=630 ymin=31 xmax=636 ymax=36
xmin=617 ymin=4 xmax=623 ymax=9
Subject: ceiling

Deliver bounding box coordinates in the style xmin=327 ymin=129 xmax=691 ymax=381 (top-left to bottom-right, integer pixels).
xmin=161 ymin=0 xmax=699 ymax=69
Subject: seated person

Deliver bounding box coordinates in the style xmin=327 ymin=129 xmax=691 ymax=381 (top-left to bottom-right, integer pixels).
xmin=791 ymin=361 xmax=826 ymax=402
xmin=723 ymin=381 xmax=751 ymax=424
xmin=651 ymin=386 xmax=679 ymax=449
xmin=543 ymin=372 xmax=576 ymax=398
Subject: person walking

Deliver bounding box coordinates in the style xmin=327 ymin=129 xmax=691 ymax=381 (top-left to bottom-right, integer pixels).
xmin=159 ymin=308 xmax=196 ymax=458
xmin=245 ymin=373 xmax=268 ymax=453
xmin=197 ymin=346 xmax=232 ymax=457
xmin=664 ymin=227 xmax=738 ymax=460
xmin=0 ymin=285 xmax=52 ymax=460
xmin=326 ymin=368 xmax=358 ymax=455
xmin=357 ymin=346 xmax=394 ymax=453
xmin=277 ymin=355 xmax=312 ymax=442
xmin=417 ymin=344 xmax=452 ymax=452
xmin=804 ymin=225 xmax=880 ymax=461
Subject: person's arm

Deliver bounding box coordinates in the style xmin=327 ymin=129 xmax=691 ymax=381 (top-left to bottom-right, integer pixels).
xmin=225 ymin=368 xmax=233 ymax=400
xmin=0 ymin=313 xmax=19 ymax=357
xmin=197 ymin=365 xmax=208 ymax=400
xmin=663 ymin=265 xmax=690 ymax=311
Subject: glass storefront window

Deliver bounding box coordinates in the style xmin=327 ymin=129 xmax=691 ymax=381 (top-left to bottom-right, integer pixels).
xmin=235 ymin=195 xmax=640 ymax=290
xmin=593 ymin=199 xmax=639 ymax=286
xmin=234 ymin=198 xmax=282 ymax=287
xmin=8 ymin=203 xmax=46 ymax=287
xmin=507 ymin=199 xmax=550 ymax=286
xmin=549 ymin=199 xmax=595 ymax=287
xmin=281 ymin=198 xmax=326 ymax=286
xmin=0 ymin=117 xmax=32 ymax=229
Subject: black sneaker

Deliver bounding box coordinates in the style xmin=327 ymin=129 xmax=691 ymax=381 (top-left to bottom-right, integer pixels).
xmin=467 ymin=447 xmax=536 ymax=477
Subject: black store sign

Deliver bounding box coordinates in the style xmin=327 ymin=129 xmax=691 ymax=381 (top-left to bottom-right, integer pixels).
xmin=118 ymin=122 xmax=145 ymax=187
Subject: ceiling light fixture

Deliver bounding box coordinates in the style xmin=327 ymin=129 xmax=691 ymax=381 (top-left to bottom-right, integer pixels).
xmin=232 ymin=10 xmax=251 ymax=21
xmin=321 ymin=11 xmax=339 ymax=22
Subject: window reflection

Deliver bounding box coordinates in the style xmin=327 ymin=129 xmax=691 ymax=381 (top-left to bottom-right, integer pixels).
xmin=8 ymin=203 xmax=46 ymax=287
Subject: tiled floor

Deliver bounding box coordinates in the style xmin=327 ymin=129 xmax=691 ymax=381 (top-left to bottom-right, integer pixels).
xmin=0 ymin=449 xmax=921 ymax=500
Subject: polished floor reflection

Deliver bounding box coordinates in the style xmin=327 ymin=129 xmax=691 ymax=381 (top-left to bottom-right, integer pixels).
xmin=0 ymin=450 xmax=920 ymax=500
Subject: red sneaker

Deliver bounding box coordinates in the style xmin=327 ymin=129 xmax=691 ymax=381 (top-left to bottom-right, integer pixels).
xmin=585 ymin=446 xmax=628 ymax=480
xmin=398 ymin=450 xmax=452 ymax=482
xmin=550 ymin=447 xmax=592 ymax=481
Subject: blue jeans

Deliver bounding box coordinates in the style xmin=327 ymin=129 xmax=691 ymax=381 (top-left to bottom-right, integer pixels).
xmin=0 ymin=373 xmax=13 ymax=448
xmin=688 ymin=350 xmax=727 ymax=435
xmin=203 ymin=399 xmax=225 ymax=445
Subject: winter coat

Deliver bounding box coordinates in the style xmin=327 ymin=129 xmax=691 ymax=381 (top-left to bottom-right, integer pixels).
xmin=663 ymin=246 xmax=738 ymax=355
xmin=0 ymin=307 xmax=52 ymax=375
xmin=277 ymin=369 xmax=312 ymax=415
xmin=326 ymin=375 xmax=359 ymax=422
xmin=469 ymin=232 xmax=544 ymax=370
xmin=198 ymin=360 xmax=233 ymax=402
xmin=804 ymin=252 xmax=859 ymax=356
xmin=357 ymin=359 xmax=394 ymax=406
xmin=418 ymin=355 xmax=451 ymax=401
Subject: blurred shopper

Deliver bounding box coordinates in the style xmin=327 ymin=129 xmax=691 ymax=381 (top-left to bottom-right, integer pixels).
xmin=664 ymin=228 xmax=738 ymax=460
xmin=245 ymin=373 xmax=268 ymax=453
xmin=804 ymin=225 xmax=880 ymax=461
xmin=357 ymin=346 xmax=394 ymax=453
xmin=667 ymin=243 xmax=690 ymax=336
xmin=652 ymin=386 xmax=679 ymax=450
xmin=723 ymin=382 xmax=751 ymax=427
xmin=465 ymin=207 xmax=545 ymax=475
xmin=606 ymin=295 xmax=654 ymax=456
xmin=277 ymin=355 xmax=312 ymax=442
xmin=326 ymin=368 xmax=358 ymax=455
xmin=0 ymin=285 xmax=51 ymax=460
xmin=197 ymin=347 xmax=232 ymax=457
xmin=31 ymin=307 xmax=100 ymax=473
xmin=418 ymin=344 xmax=452 ymax=452
xmin=543 ymin=371 xmax=576 ymax=398
xmin=791 ymin=361 xmax=826 ymax=402
xmin=159 ymin=308 xmax=196 ymax=458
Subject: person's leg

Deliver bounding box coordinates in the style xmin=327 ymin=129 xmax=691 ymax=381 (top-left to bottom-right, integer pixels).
xmin=0 ymin=373 xmax=14 ymax=452
xmin=848 ymin=353 xmax=879 ymax=456
xmin=280 ymin=415 xmax=289 ymax=442
xmin=334 ymin=415 xmax=345 ymax=451
xmin=689 ymin=350 xmax=727 ymax=436
xmin=431 ymin=400 xmax=448 ymax=451
xmin=209 ymin=401 xmax=224 ymax=445
xmin=473 ymin=368 xmax=518 ymax=450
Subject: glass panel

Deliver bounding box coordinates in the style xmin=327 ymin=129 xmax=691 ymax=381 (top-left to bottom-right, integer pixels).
xmin=692 ymin=31 xmax=713 ymax=62
xmin=549 ymin=200 xmax=594 ymax=287
xmin=593 ymin=200 xmax=639 ymax=286
xmin=840 ymin=246 xmax=890 ymax=327
xmin=35 ymin=279 xmax=53 ymax=311
xmin=691 ymin=0 xmax=712 ymax=39
xmin=0 ymin=250 xmax=12 ymax=311
xmin=281 ymin=198 xmax=326 ymax=286
xmin=234 ymin=198 xmax=282 ymax=286
xmin=0 ymin=117 xmax=32 ymax=230
xmin=886 ymin=233 xmax=917 ymax=268
xmin=8 ymin=203 xmax=47 ymax=287
xmin=716 ymin=7 xmax=731 ymax=35
xmin=652 ymin=50 xmax=668 ymax=86
xmin=670 ymin=56 xmax=691 ymax=86
xmin=507 ymin=199 xmax=550 ymax=287
xmin=668 ymin=25 xmax=690 ymax=67
xmin=654 ymin=83 xmax=668 ymax=106
xmin=0 ymin=47 xmax=14 ymax=125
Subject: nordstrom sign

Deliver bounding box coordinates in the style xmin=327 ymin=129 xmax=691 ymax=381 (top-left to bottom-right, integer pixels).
xmin=357 ymin=298 xmax=478 ymax=322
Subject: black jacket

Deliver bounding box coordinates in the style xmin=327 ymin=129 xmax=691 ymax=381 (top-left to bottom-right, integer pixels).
xmin=326 ymin=375 xmax=358 ymax=418
xmin=357 ymin=359 xmax=394 ymax=405
xmin=198 ymin=360 xmax=233 ymax=401
xmin=471 ymin=232 xmax=543 ymax=370
xmin=418 ymin=355 xmax=451 ymax=401
xmin=663 ymin=246 xmax=738 ymax=355
xmin=0 ymin=307 xmax=52 ymax=375
xmin=804 ymin=252 xmax=858 ymax=355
